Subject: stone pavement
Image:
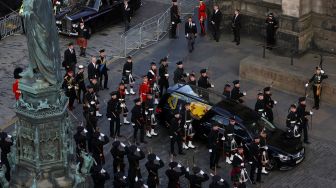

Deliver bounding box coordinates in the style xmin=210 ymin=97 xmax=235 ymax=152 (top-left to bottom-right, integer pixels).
xmin=1 ymin=3 xmax=336 ymax=188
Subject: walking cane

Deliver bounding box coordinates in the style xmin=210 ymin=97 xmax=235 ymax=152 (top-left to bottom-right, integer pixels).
xmin=310 ymin=113 xmax=313 ymax=130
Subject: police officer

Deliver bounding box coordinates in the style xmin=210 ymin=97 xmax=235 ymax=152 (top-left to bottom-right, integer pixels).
xmin=75 ymin=65 xmax=86 ymax=104
xmin=231 ymin=80 xmax=246 ymax=103
xmin=248 ymin=136 xmax=262 ymax=184
xmin=107 ymin=91 xmax=122 ymax=138
xmin=185 ymin=16 xmax=197 ymax=53
xmin=265 ymin=13 xmax=278 ymax=48
xmin=166 ymin=161 xmax=186 ymax=188
xmin=62 ymin=70 xmax=76 ymax=111
xmin=209 ymin=174 xmax=230 ymax=188
xmin=97 ymin=49 xmax=109 ymax=90
xmin=122 ymin=56 xmax=136 ymax=95
xmin=170 ymin=0 xmax=180 ymax=38
xmin=91 ymin=165 xmax=110 ymax=188
xmin=91 ymin=130 xmax=109 ymax=166
xmin=173 ymin=61 xmax=188 ymax=84
xmin=255 ymin=92 xmax=266 ymax=117
xmin=131 ymin=98 xmax=147 ymax=144
xmin=263 ymin=87 xmax=277 ymax=123
xmin=0 ymin=131 xmax=13 ymax=181
xmin=208 ymin=124 xmax=223 ymax=170
xmin=126 ymin=145 xmax=145 ymax=188
xmin=297 ymin=97 xmax=313 ymax=144
xmin=145 ymin=153 xmax=165 ymax=188
xmin=185 ymin=166 xmax=209 ymax=188
xmin=306 ymin=66 xmax=328 ymax=110
xmin=111 ymin=140 xmax=127 ymax=174
xmin=169 ymin=111 xmax=185 ymax=156
xmin=158 ymin=57 xmax=169 ymax=96
xmin=222 ymin=84 xmax=231 ymax=98
xmin=76 ymin=20 xmax=90 ymax=57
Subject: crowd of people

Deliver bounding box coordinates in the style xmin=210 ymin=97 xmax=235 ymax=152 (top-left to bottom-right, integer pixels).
xmin=6 ymin=0 xmax=329 ymax=188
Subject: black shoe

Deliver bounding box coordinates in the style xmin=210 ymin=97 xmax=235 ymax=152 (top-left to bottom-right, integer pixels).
xmin=304 ymin=141 xmax=311 ymax=144
xmin=216 ymin=165 xmax=221 ymax=168
xmin=236 ymin=42 xmax=240 ymax=45
xmin=179 ymin=152 xmax=186 ymax=155
xmin=141 ymin=141 xmax=148 ymax=144
xmin=135 ymin=142 xmax=140 ymax=146
xmin=210 ymin=167 xmax=215 ymax=170
xmin=105 ymin=87 xmax=109 ymax=90
xmin=316 ymin=106 xmax=319 ymax=110
xmin=172 ymin=152 xmax=177 ymax=156
xmin=251 ymin=180 xmax=256 ymax=184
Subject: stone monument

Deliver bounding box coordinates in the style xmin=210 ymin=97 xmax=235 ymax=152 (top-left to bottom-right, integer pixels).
xmin=9 ymin=0 xmax=78 ymax=187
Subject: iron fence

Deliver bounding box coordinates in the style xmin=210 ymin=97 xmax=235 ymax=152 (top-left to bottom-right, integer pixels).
xmin=0 ymin=12 xmax=23 ymax=40
xmin=114 ymin=0 xmax=198 ymax=58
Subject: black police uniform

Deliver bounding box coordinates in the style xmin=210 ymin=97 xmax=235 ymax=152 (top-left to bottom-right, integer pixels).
xmin=107 ymin=96 xmax=122 ymax=137
xmin=145 ymin=154 xmax=165 ymax=188
xmin=263 ymin=87 xmax=275 ymax=123
xmin=208 ymin=128 xmax=221 ymax=169
xmin=185 ymin=168 xmax=209 ymax=188
xmin=173 ymin=66 xmax=187 ymax=84
xmin=231 ymin=86 xmax=244 ymax=103
xmin=255 ymin=97 xmax=266 ymax=117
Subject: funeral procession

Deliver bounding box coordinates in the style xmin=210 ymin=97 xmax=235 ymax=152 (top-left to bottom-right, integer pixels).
xmin=0 ymin=0 xmax=336 ymax=187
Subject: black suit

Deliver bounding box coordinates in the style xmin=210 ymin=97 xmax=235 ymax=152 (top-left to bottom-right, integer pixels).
xmin=123 ymin=4 xmax=131 ymax=31
xmin=185 ymin=21 xmax=197 ymax=52
xmin=88 ymin=63 xmax=99 ymax=82
xmin=231 ymin=14 xmax=241 ymax=44
xmin=210 ymin=9 xmax=222 ymax=42
xmin=63 ymin=48 xmax=77 ymax=72
xmin=170 ymin=5 xmax=180 ymax=38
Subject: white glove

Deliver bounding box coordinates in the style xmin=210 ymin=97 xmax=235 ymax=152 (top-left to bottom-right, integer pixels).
xmin=200 ymin=170 xmax=204 ymax=175
xmin=305 ymin=83 xmax=309 ymax=87
xmin=120 ymin=143 xmax=126 ymax=147
xmin=123 ymin=176 xmax=127 ymax=179
xmin=120 ymin=103 xmax=126 ymax=108
xmin=243 ymin=91 xmax=247 ymax=96
xmin=100 ymin=133 xmax=105 ymax=137
xmin=186 ymin=34 xmax=188 ymax=38
xmin=211 ymin=21 xmax=215 ymax=24
xmin=108 ymin=118 xmax=111 ymax=121
xmin=274 ymin=100 xmax=278 ymax=105
xmin=135 ymin=176 xmax=138 ymax=182
xmin=220 ymin=178 xmax=224 ymax=182
xmin=100 ymin=168 xmax=106 ymax=173
xmin=67 ymin=86 xmax=71 ymax=89
xmin=209 ymin=149 xmax=212 ymax=153
xmin=156 ymin=156 xmax=160 ymax=161
xmin=221 ymin=136 xmax=225 ymax=141
xmin=7 ymin=135 xmax=12 ymax=138
xmin=186 ymin=167 xmax=189 ymax=172
xmin=264 ymin=146 xmax=268 ymax=150
xmin=169 ymin=136 xmax=173 ymax=139
xmin=137 ymin=148 xmax=140 ymax=152
xmin=321 ymin=70 xmax=325 ymax=74
xmin=172 ymin=21 xmax=175 ymax=24
xmin=249 ymin=161 xmax=253 ymax=164
xmin=186 ymin=73 xmax=189 ymax=76
xmin=211 ymin=84 xmax=214 ymax=88
xmin=184 ymin=124 xmax=187 ymax=129
xmin=240 ymin=163 xmax=245 ymax=167
xmin=90 ymin=101 xmax=95 ymax=105
xmin=83 ymin=129 xmax=88 ymax=133
xmin=165 ymin=74 xmax=169 ymax=77
xmin=143 ymin=185 xmax=148 ymax=188
xmin=145 ymin=111 xmax=148 ymax=115
xmin=310 ymin=111 xmax=313 ymax=115
xmin=177 ymin=164 xmax=182 ymax=168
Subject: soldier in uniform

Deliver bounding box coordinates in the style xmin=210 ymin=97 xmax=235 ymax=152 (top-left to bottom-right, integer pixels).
xmin=62 ymin=70 xmax=76 ymax=111
xmin=209 ymin=174 xmax=230 ymax=188
xmin=230 ymin=145 xmax=245 ymax=188
xmin=0 ymin=131 xmax=13 ymax=181
xmin=91 ymin=130 xmax=109 ymax=166
xmin=169 ymin=111 xmax=185 ymax=156
xmin=166 ymin=161 xmax=186 ymax=188
xmin=181 ymin=103 xmax=196 ymax=149
xmin=286 ymin=104 xmax=300 ymax=138
xmin=158 ymin=57 xmax=169 ymax=96
xmin=198 ymin=0 xmax=207 ymax=36
xmin=131 ymin=98 xmax=147 ymax=144
xmin=198 ymin=69 xmax=214 ymax=100
xmin=97 ymin=49 xmax=109 ymax=90
xmin=111 ymin=140 xmax=127 ymax=174
xmin=231 ymin=9 xmax=241 ymax=45
xmin=255 ymin=92 xmax=266 ymax=118
xmin=263 ymin=87 xmax=277 ymax=123
xmin=265 ymin=13 xmax=278 ymax=48
xmin=139 ymin=75 xmax=151 ymax=103
xmin=147 ymin=62 xmax=160 ymax=104
xmin=91 ymin=165 xmax=110 ymax=188
xmin=170 ymin=0 xmax=180 ymax=39
xmin=231 ymin=80 xmax=246 ymax=103
xmin=117 ymin=83 xmax=130 ymax=124
xmin=88 ymin=56 xmax=100 ymax=86
xmin=113 ymin=166 xmax=128 ymax=188
xmin=144 ymin=93 xmax=158 ymax=138
xmin=210 ymin=5 xmax=222 ymax=42
xmin=185 ymin=16 xmax=198 ymax=53
xmin=185 ymin=166 xmax=209 ymax=188
xmin=122 ymin=56 xmax=136 ymax=95
xmin=248 ymin=136 xmax=262 ymax=184
xmin=74 ymin=126 xmax=87 ymax=158
xmin=83 ymin=85 xmax=96 ymax=152
xmin=224 ymin=117 xmax=237 ymax=164
xmin=145 ymin=153 xmax=165 ymax=188
xmin=187 ymin=73 xmax=197 ymax=86
xmin=173 ymin=61 xmax=188 ymax=84
xmin=126 ymin=145 xmax=146 ymax=188
xmin=208 ymin=124 xmax=224 ymax=170
xmin=75 ymin=65 xmax=86 ymax=104
xmin=222 ymin=84 xmax=231 ymax=98
xmin=107 ymin=91 xmax=122 ymax=138
xmin=306 ymin=66 xmax=328 ymax=110
xmin=76 ymin=20 xmax=90 ymax=57
xmin=297 ymin=97 xmax=313 ymax=144
xmin=63 ymin=42 xmax=77 ymax=73
xmin=12 ymin=67 xmax=23 ymax=101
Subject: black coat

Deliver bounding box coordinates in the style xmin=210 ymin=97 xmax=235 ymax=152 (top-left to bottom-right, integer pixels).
xmin=122 ymin=62 xmax=133 ymax=76
xmin=169 ymin=117 xmax=182 ymax=136
xmin=91 ymin=136 xmax=110 ymax=165
xmin=208 ymin=130 xmax=221 ymax=150
xmin=77 ymin=26 xmax=90 ymax=39
xmin=113 ymin=171 xmax=128 ymax=188
xmin=185 ymin=172 xmax=209 ymax=188
xmin=286 ymin=111 xmax=298 ymax=128
xmin=88 ymin=63 xmax=99 ymax=80
xmin=123 ymin=4 xmax=131 ymax=22
xmin=198 ymin=76 xmax=211 ymax=89
xmin=126 ymin=149 xmax=145 ymax=179
xmin=231 ymin=86 xmax=243 ymax=101
xmin=131 ymin=104 xmax=144 ymax=126
xmin=170 ymin=5 xmax=180 ymax=23
xmin=106 ymin=98 xmax=121 ymax=119
xmin=92 ymin=171 xmax=110 ymax=188
xmin=173 ymin=68 xmax=187 ymax=84
xmin=63 ymin=48 xmax=77 ymax=68
xmin=166 ymin=167 xmax=186 ymax=188
xmin=231 ymin=14 xmax=241 ymax=29
xmin=211 ymin=10 xmax=222 ymax=29
xmin=185 ymin=21 xmax=197 ymax=35
xmin=296 ymin=104 xmax=310 ymax=124
xmin=145 ymin=160 xmax=165 ymax=187
xmin=255 ymin=99 xmax=265 ymax=114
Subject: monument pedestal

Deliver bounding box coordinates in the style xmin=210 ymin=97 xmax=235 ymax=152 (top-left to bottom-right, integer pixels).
xmin=10 ymin=80 xmax=75 ymax=187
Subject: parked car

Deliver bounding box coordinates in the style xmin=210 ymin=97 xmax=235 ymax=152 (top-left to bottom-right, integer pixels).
xmin=55 ymin=0 xmax=141 ymax=36
xmin=156 ymin=84 xmax=305 ymax=170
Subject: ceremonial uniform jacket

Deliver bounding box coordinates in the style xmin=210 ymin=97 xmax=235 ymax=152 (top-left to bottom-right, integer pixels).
xmin=198 ymin=76 xmax=211 ymax=89
xmin=255 ymin=99 xmax=265 ymax=114
xmin=75 ymin=72 xmax=85 ymax=89
xmin=173 ymin=68 xmax=187 ymax=84
xmin=139 ymin=82 xmax=151 ymax=102
xmin=145 ymin=160 xmax=165 ymax=186
xmin=126 ymin=149 xmax=145 ymax=179
xmin=286 ymin=111 xmax=298 ymax=128
xmin=147 ymin=68 xmax=158 ymax=86
xmin=264 ymin=94 xmax=275 ymax=109
xmin=131 ymin=104 xmax=144 ymax=126
xmin=77 ymin=26 xmax=90 ymax=39
xmin=106 ymin=98 xmax=121 ymax=119
xmin=169 ymin=117 xmax=182 ymax=137
xmin=265 ymin=18 xmax=278 ymax=32
xmin=12 ymin=79 xmax=20 ymax=100
xmin=185 ymin=172 xmax=209 ymax=188
xmin=73 ymin=132 xmax=87 ymax=153
xmin=92 ymin=135 xmax=109 ymax=165
xmin=113 ymin=171 xmax=128 ymax=187
xmin=231 ymin=86 xmax=244 ymax=101
xmin=309 ymin=73 xmax=328 ymax=85
xmin=166 ymin=167 xmax=186 ymax=188
xmin=208 ymin=129 xmax=221 ymax=150
xmin=159 ymin=64 xmax=169 ymax=84
xmin=198 ymin=4 xmax=207 ymax=20
xmin=296 ymin=104 xmax=310 ymax=125
xmin=91 ymin=170 xmax=110 ymax=188
xmin=88 ymin=62 xmax=99 ymax=80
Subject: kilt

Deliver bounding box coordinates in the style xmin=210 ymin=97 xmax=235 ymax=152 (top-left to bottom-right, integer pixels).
xmin=77 ymin=37 xmax=88 ymax=48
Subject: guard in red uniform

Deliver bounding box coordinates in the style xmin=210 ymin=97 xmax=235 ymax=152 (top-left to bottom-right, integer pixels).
xmin=13 ymin=67 xmax=23 ymax=100
xmin=117 ymin=83 xmax=130 ymax=124
xmin=147 ymin=62 xmax=159 ymax=104
xmin=139 ymin=75 xmax=151 ymax=103
xmin=198 ymin=0 xmax=207 ymax=35
xmin=76 ymin=20 xmax=90 ymax=57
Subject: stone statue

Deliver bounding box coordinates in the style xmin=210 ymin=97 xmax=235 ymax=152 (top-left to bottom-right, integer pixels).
xmin=21 ymin=0 xmax=62 ymax=85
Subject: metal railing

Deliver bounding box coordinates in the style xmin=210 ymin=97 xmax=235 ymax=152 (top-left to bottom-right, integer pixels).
xmin=0 ymin=12 xmax=23 ymax=40
xmin=114 ymin=0 xmax=198 ymax=58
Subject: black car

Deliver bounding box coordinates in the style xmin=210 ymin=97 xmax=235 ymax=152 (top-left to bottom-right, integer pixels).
xmin=156 ymin=84 xmax=305 ymax=170
xmin=55 ymin=0 xmax=141 ymax=36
